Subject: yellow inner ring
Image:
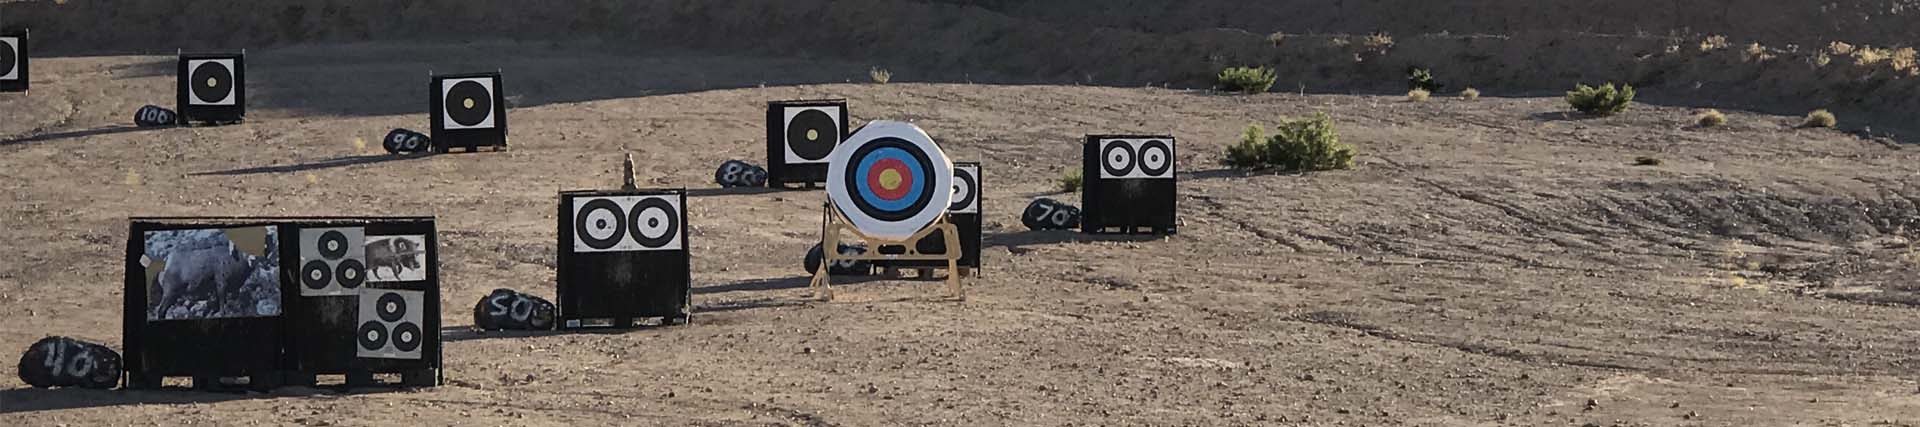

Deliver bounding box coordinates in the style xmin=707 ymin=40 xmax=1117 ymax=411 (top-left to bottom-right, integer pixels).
xmin=878 ymin=169 xmax=903 ymax=190
xmin=207 ymin=77 xmax=219 ymax=87
xmin=806 ymin=129 xmax=819 ymax=141
xmin=463 ymin=98 xmax=476 ymax=109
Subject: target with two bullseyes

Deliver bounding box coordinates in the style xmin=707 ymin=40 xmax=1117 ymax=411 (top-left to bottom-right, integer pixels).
xmin=557 ymin=189 xmax=693 ymax=329
xmin=1083 ymin=135 xmax=1178 ymax=235
xmin=826 ymin=120 xmax=954 ymax=241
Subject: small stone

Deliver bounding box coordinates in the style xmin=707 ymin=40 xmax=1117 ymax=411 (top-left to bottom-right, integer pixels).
xmin=801 ymin=347 xmax=815 ymax=354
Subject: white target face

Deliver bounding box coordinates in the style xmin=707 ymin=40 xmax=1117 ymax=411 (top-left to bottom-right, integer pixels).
xmin=782 ymin=106 xmax=843 ymax=164
xmin=1097 ymin=138 xmax=1176 ymax=179
xmin=357 ymin=289 xmax=425 ymax=360
xmin=0 ymin=37 xmax=18 ymax=81
xmin=825 ymin=120 xmax=954 ymax=240
xmin=950 ymin=164 xmax=979 ymax=214
xmin=298 ymin=227 xmax=366 ymax=297
xmin=185 ymin=59 xmax=237 ymax=105
xmin=571 ymin=194 xmax=684 ymax=253
xmin=440 ymin=77 xmax=497 ymax=130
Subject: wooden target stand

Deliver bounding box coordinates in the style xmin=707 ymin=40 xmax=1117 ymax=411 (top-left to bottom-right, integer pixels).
xmin=809 ymin=204 xmax=966 ymax=301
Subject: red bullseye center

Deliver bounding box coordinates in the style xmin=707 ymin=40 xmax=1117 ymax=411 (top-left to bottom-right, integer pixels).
xmin=866 ymin=158 xmax=914 ymax=200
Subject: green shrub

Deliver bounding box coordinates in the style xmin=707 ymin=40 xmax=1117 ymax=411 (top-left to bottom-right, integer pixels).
xmin=1803 ymin=109 xmax=1837 ymax=128
xmin=1695 ymin=109 xmax=1727 ymax=127
xmin=1407 ymin=67 xmax=1442 ymax=92
xmin=1565 ymin=83 xmax=1635 ymax=116
xmin=1217 ymin=66 xmax=1277 ymax=94
xmin=1222 ymin=113 xmax=1355 ymax=172
xmin=1059 ymin=168 xmax=1083 ymax=193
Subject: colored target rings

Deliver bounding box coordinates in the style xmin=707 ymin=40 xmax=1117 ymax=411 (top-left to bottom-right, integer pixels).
xmin=826 ymin=121 xmax=953 ymax=240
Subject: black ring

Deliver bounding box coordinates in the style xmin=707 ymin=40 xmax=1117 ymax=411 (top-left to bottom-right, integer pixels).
xmin=189 ymin=60 xmax=234 ymax=104
xmin=444 ymin=80 xmax=493 ymax=127
xmin=628 ymin=197 xmax=680 ymax=248
xmin=376 ymin=292 xmax=407 ymax=322
xmin=357 ymin=321 xmax=388 ymax=350
xmin=949 ymin=168 xmax=977 ymax=211
xmin=391 ymin=322 xmax=423 ymax=352
xmin=336 ymin=258 xmax=366 ymax=288
xmin=1101 ymin=140 xmax=1136 ymax=177
xmin=785 ymin=108 xmax=840 ymax=161
xmin=574 ymin=198 xmax=626 ymax=250
xmin=1138 ymin=139 xmax=1173 ymax=177
xmin=840 ymin=137 xmax=938 ymax=222
xmin=317 ymin=230 xmax=349 ymax=259
xmin=300 ymin=260 xmax=332 ymax=290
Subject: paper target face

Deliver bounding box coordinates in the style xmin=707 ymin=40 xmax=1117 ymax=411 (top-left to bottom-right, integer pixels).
xmin=571 ymin=195 xmax=684 ymax=252
xmin=826 ymin=120 xmax=953 ymax=240
xmin=185 ymin=59 xmax=237 ymax=105
xmin=950 ymin=164 xmax=979 ymax=214
xmin=440 ymin=77 xmax=496 ymax=130
xmin=357 ymin=289 xmax=424 ymax=359
xmin=0 ymin=37 xmax=17 ymax=81
xmin=1097 ymin=138 xmax=1177 ymax=179
xmin=782 ymin=106 xmax=842 ymax=164
xmin=298 ymin=227 xmax=366 ymax=296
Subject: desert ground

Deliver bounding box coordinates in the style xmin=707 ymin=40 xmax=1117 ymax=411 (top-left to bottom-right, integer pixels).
xmin=0 ymin=41 xmax=1918 ymax=426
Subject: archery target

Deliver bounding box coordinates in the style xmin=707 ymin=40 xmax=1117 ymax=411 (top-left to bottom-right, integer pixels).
xmin=571 ymin=195 xmax=683 ymax=252
xmin=826 ymin=120 xmax=953 ymax=240
xmin=185 ymin=59 xmax=237 ymax=105
xmin=356 ymin=289 xmax=424 ymax=359
xmin=782 ymin=105 xmax=842 ymax=164
xmin=298 ymin=227 xmax=366 ymax=296
xmin=1097 ymin=138 xmax=1177 ymax=179
xmin=440 ymin=77 xmax=496 ymax=130
xmin=0 ymin=37 xmax=17 ymax=81
xmin=950 ymin=164 xmax=979 ymax=214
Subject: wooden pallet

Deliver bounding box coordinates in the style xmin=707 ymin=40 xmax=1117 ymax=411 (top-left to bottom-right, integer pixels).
xmin=283 ymin=368 xmax=437 ymax=388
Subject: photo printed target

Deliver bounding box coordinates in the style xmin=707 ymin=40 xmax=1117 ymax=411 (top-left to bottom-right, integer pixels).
xmin=826 ymin=120 xmax=953 ymax=240
xmin=365 ymin=235 xmax=427 ymax=282
xmin=0 ymin=36 xmax=18 ymax=81
xmin=571 ymin=195 xmax=683 ymax=253
xmin=950 ymin=163 xmax=979 ymax=214
xmin=1096 ymin=138 xmax=1177 ymax=179
xmin=357 ymin=289 xmax=425 ymax=359
xmin=298 ymin=227 xmax=366 ymax=296
xmin=440 ymin=77 xmax=496 ymax=130
xmin=185 ymin=59 xmax=237 ymax=105
xmin=782 ymin=105 xmax=843 ymax=164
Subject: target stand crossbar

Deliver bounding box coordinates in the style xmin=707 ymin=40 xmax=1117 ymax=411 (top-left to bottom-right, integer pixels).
xmin=810 ymin=204 xmax=965 ymax=301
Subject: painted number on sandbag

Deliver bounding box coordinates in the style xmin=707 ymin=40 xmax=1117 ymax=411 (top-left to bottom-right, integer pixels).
xmin=42 ymin=341 xmax=95 ymax=378
xmin=487 ymin=293 xmax=534 ymax=322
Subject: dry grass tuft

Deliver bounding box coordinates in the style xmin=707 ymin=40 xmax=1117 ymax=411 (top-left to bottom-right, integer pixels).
xmin=1459 ymin=87 xmax=1480 ymax=100
xmin=869 ymin=67 xmax=892 ymax=84
xmin=1407 ymin=88 xmax=1430 ymax=102
xmin=1803 ymin=109 xmax=1837 ymax=128
xmin=1695 ymin=109 xmax=1727 ymax=127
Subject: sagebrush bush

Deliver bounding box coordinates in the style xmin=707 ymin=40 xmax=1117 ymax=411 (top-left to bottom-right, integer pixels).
xmin=1695 ymin=109 xmax=1727 ymax=127
xmin=1222 ymin=113 xmax=1355 ymax=172
xmin=1565 ymin=83 xmax=1635 ymax=116
xmin=1407 ymin=88 xmax=1430 ymax=102
xmin=869 ymin=67 xmax=892 ymax=84
xmin=1460 ymin=87 xmax=1480 ymax=100
xmin=1407 ymin=67 xmax=1442 ymax=91
xmin=1217 ymin=66 xmax=1277 ymax=94
xmin=1803 ymin=109 xmax=1837 ymax=128
xmin=1059 ymin=168 xmax=1083 ymax=193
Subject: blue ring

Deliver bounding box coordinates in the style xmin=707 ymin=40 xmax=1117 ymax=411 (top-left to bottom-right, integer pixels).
xmin=853 ymin=147 xmax=927 ymax=213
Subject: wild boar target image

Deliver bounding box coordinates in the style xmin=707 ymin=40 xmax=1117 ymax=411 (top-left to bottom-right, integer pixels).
xmin=141 ymin=226 xmax=281 ymax=321
xmin=365 ymin=235 xmax=427 ymax=282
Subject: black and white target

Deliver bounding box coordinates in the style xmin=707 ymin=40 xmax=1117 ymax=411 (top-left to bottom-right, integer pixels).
xmin=1097 ymin=138 xmax=1176 ymax=179
xmin=571 ymin=195 xmax=683 ymax=253
xmin=826 ymin=120 xmax=953 ymax=240
xmin=0 ymin=36 xmax=18 ymax=82
xmin=185 ymin=59 xmax=237 ymax=106
xmin=440 ymin=77 xmax=496 ymax=130
xmin=949 ymin=164 xmax=979 ymax=214
xmin=1022 ymin=198 xmax=1082 ymax=230
xmin=782 ymin=105 xmax=842 ymax=164
xmin=357 ymin=289 xmax=425 ymax=359
xmin=298 ymin=227 xmax=366 ymax=296
xmin=17 ymin=336 xmax=122 ymax=389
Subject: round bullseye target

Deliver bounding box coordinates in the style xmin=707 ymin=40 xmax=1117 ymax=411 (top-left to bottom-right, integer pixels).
xmin=186 ymin=59 xmax=235 ymax=105
xmin=391 ymin=322 xmax=423 ymax=352
xmin=318 ymin=230 xmax=349 ymax=259
xmin=0 ymin=38 xmax=16 ymax=80
xmin=335 ymin=259 xmax=366 ymax=289
xmin=301 ymin=260 xmax=332 ymax=290
xmin=628 ymin=197 xmax=680 ymax=249
xmin=826 ymin=120 xmax=953 ymax=240
xmin=376 ymin=292 xmax=408 ymax=323
xmin=783 ymin=107 xmax=841 ymax=163
xmin=1102 ymin=141 xmax=1136 ymax=178
xmin=440 ymin=78 xmax=496 ymax=129
xmin=1138 ymin=139 xmax=1173 ymax=177
xmin=357 ymin=321 xmax=388 ymax=350
xmin=574 ymin=198 xmax=625 ymax=250
xmin=950 ymin=166 xmax=977 ymax=212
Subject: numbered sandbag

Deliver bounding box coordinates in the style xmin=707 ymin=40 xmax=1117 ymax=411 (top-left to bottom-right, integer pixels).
xmin=17 ymin=336 xmax=122 ymax=389
xmin=1022 ymin=198 xmax=1083 ymax=230
xmin=383 ymin=128 xmax=432 ymax=154
xmin=132 ymin=105 xmax=177 ymax=127
xmin=473 ymin=288 xmax=556 ymax=331
xmin=715 ymin=160 xmax=770 ymax=188
xmin=804 ymin=242 xmax=871 ymax=275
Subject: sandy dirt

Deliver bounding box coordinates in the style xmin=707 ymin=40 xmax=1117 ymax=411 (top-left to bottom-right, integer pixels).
xmin=1 ymin=43 xmax=1919 ymax=426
